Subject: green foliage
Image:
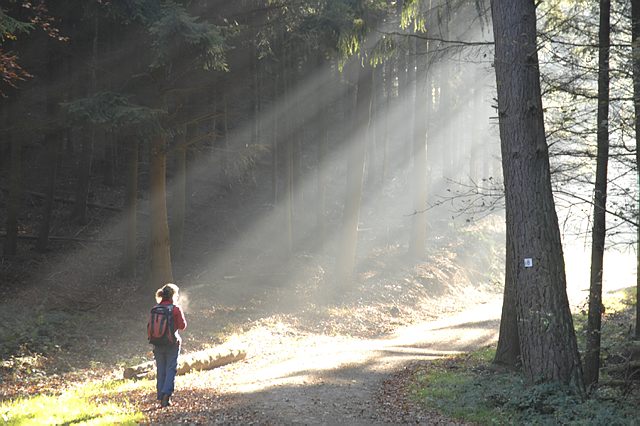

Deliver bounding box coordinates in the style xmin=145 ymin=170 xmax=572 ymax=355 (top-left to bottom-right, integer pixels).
xmin=319 ymin=0 xmax=388 ymax=68
xmin=149 ymin=2 xmax=227 ymax=71
xmin=109 ymin=0 xmax=163 ymax=24
xmin=297 ymin=1 xmax=356 ymax=57
xmin=400 ymin=0 xmax=426 ymax=32
xmin=0 ymin=9 xmax=33 ymax=40
xmin=368 ymin=34 xmax=396 ymax=67
xmin=62 ymin=92 xmax=165 ymax=137
xmin=0 ymin=380 xmax=146 ymax=425
xmin=575 ymin=287 xmax=638 ymax=381
xmin=106 ymin=0 xmax=228 ymax=72
xmin=337 ymin=17 xmax=367 ymax=60
xmin=411 ymin=347 xmax=639 ymax=425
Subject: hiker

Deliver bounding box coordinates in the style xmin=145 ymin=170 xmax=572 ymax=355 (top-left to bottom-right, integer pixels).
xmin=149 ymin=283 xmax=187 ymax=408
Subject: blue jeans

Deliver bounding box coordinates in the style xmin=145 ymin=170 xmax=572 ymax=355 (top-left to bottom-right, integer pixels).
xmin=153 ymin=344 xmax=180 ymax=399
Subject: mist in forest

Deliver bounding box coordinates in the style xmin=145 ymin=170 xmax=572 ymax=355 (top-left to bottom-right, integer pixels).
xmin=29 ymin=12 xmax=500 ymax=315
xmin=1 ymin=0 xmax=635 ymax=326
xmin=161 ymin=26 xmax=503 ymax=313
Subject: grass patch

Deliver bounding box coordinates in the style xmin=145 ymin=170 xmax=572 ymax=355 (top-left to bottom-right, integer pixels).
xmin=407 ymin=288 xmax=640 ymax=424
xmin=0 ymin=379 xmax=148 ymax=425
xmin=409 ymin=285 xmax=640 ymax=424
xmin=410 ymin=347 xmax=638 ymax=425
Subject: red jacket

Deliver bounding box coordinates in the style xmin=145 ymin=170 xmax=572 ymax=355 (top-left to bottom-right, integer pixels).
xmin=159 ymin=299 xmax=187 ymax=343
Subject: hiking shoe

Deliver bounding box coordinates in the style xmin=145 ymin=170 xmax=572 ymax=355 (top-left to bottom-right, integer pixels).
xmin=160 ymin=394 xmax=171 ymax=407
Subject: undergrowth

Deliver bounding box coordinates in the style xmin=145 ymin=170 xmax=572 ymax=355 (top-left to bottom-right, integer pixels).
xmin=410 ymin=289 xmax=640 ymax=425
xmin=411 ymin=348 xmax=638 ymax=424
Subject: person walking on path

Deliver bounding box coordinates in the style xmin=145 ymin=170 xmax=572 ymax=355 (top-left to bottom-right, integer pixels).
xmin=149 ymin=283 xmax=187 ymax=408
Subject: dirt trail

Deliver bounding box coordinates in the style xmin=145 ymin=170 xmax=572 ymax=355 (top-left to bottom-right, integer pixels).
xmin=155 ymin=298 xmax=501 ymax=424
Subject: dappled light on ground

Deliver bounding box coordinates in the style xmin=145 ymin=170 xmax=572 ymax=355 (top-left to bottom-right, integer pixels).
xmin=134 ymin=297 xmax=501 ymax=424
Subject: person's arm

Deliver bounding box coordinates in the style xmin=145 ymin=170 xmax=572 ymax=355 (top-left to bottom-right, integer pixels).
xmin=173 ymin=305 xmax=187 ymax=330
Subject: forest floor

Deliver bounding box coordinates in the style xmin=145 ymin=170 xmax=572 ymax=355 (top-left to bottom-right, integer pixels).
xmin=2 ymin=164 xmax=638 ymax=423
xmin=1 ymin=204 xmax=638 ymax=423
xmin=0 ymin=155 xmax=511 ymax=423
xmin=131 ymin=284 xmax=500 ymax=424
xmin=0 ymin=222 xmax=504 ymax=423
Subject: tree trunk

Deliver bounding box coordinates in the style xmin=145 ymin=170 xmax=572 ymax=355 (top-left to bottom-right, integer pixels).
xmin=316 ymin=55 xmax=328 ymax=250
xmin=73 ymin=15 xmax=99 ymax=225
xmin=491 ymin=0 xmax=585 ymax=394
xmin=122 ymin=138 xmax=139 ymax=277
xmin=103 ymin=137 xmax=116 ymax=186
xmin=382 ymin=59 xmax=391 ymax=184
xmin=72 ymin=131 xmax=94 ymax=225
xmin=272 ymin=67 xmax=280 ymax=205
xmin=150 ymin=134 xmax=173 ymax=288
xmin=291 ymin=49 xmax=303 ymax=216
xmin=210 ymin=95 xmax=218 ymax=161
xmin=283 ymin=46 xmax=293 ymax=255
xmin=585 ymin=0 xmax=611 ymax=388
xmin=37 ymin=42 xmax=61 ymax=253
xmin=172 ymin=142 xmax=187 ymax=262
xmin=252 ymin=49 xmax=261 ymax=146
xmin=409 ymin=36 xmax=428 ymax=259
xmin=494 ymin=228 xmax=521 ymax=367
xmin=36 ymin=136 xmax=60 ymax=252
xmin=397 ymin=41 xmax=411 ymax=174
xmin=221 ymin=93 xmax=229 ymax=188
xmin=631 ymin=0 xmax=640 ymax=340
xmin=335 ymin=60 xmax=373 ymax=283
xmin=4 ymin=136 xmax=21 ymax=257
xmin=368 ymin=63 xmax=382 ymax=189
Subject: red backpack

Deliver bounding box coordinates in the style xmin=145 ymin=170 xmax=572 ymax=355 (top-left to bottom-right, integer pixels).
xmin=147 ymin=304 xmax=175 ymax=346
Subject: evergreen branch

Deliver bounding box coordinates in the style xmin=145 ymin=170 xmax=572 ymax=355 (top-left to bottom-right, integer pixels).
xmin=379 ymin=30 xmax=493 ymax=46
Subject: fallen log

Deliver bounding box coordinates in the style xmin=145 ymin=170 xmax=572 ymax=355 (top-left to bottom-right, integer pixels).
xmin=123 ymin=347 xmax=246 ymax=380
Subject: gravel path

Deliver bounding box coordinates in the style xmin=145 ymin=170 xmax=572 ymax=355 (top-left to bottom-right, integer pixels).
xmin=147 ymin=298 xmax=501 ymax=424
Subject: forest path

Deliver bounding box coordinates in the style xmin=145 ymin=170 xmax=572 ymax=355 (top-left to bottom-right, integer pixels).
xmin=151 ymin=298 xmax=501 ymax=424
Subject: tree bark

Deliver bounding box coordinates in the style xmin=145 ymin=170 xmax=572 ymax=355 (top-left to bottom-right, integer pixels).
xmin=409 ymin=35 xmax=428 ymax=259
xmin=220 ymin=93 xmax=229 ymax=188
xmin=585 ymin=0 xmax=611 ymax=387
xmin=122 ymin=138 xmax=139 ymax=277
xmin=72 ymin=15 xmax=99 ymax=225
xmin=4 ymin=136 xmax=21 ymax=257
xmin=172 ymin=142 xmax=187 ymax=262
xmin=494 ymin=228 xmax=521 ymax=367
xmin=382 ymin=59 xmax=391 ymax=184
xmin=283 ymin=46 xmax=294 ymax=255
xmin=271 ymin=58 xmax=280 ymax=206
xmin=36 ymin=136 xmax=60 ymax=252
xmin=632 ymin=0 xmax=640 ymax=340
xmin=316 ymin=55 xmax=328 ymax=250
xmin=209 ymin=94 xmax=218 ymax=161
xmin=72 ymin=130 xmax=94 ymax=225
xmin=335 ymin=60 xmax=373 ymax=283
xmin=103 ymin=137 xmax=116 ymax=186
xmin=37 ymin=42 xmax=61 ymax=252
xmin=491 ymin=0 xmax=585 ymax=393
xmin=150 ymin=134 xmax=173 ymax=288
